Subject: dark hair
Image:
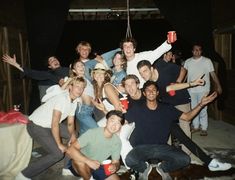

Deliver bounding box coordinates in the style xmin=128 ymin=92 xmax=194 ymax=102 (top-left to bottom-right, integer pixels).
xmin=106 ymin=110 xmax=125 ymax=125
xmin=137 ymin=60 xmax=152 ymax=70
xmin=142 ymin=80 xmax=159 ymax=92
xmin=119 ymin=37 xmax=137 ymax=49
xmin=122 ymin=74 xmax=140 ymax=87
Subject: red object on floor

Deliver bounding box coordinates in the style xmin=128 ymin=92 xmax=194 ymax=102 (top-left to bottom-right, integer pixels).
xmin=0 ymin=110 xmax=28 ymax=124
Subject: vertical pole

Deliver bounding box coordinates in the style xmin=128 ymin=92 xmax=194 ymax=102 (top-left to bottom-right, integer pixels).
xmin=3 ymin=27 xmax=12 ymax=110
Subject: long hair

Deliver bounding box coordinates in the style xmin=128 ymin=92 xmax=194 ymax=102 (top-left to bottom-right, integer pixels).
xmin=92 ymin=71 xmax=112 ymax=99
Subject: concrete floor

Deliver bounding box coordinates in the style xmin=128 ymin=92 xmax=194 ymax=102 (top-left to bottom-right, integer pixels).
xmin=31 ymin=118 xmax=235 ymax=180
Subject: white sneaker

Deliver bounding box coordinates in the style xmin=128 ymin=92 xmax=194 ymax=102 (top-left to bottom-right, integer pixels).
xmin=156 ymin=163 xmax=172 ymax=180
xmin=15 ymin=172 xmax=31 ymax=180
xmin=208 ymin=159 xmax=232 ymax=171
xmin=138 ymin=162 xmax=152 ymax=180
xmin=62 ymin=168 xmax=74 ymax=176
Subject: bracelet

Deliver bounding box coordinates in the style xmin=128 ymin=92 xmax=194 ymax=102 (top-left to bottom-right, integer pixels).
xmin=188 ymin=83 xmax=191 ymax=87
xmin=199 ymin=103 xmax=204 ymax=108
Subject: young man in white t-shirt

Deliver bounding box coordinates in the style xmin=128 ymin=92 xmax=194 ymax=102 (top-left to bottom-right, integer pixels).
xmin=119 ymin=36 xmax=173 ymax=87
xmin=16 ymin=77 xmax=86 ymax=180
xmin=184 ymin=43 xmax=222 ymax=136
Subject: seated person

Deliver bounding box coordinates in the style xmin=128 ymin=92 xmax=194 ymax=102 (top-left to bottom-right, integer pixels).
xmin=66 ymin=110 xmax=125 ymax=180
xmin=124 ymin=81 xmax=221 ymax=180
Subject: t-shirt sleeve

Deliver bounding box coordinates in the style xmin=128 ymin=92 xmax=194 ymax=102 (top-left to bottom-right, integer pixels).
xmin=53 ymin=96 xmax=65 ymax=112
xmin=111 ymin=136 xmax=122 ymax=161
xmin=77 ymin=129 xmax=93 ymax=148
xmin=167 ymin=104 xmax=183 ymax=123
xmin=124 ymin=107 xmax=137 ymax=123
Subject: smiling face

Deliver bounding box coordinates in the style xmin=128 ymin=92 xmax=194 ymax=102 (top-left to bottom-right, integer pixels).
xmin=48 ymin=56 xmax=61 ymax=70
xmin=106 ymin=115 xmax=122 ymax=134
xmin=77 ymin=45 xmax=91 ymax=60
xmin=113 ymin=53 xmax=124 ymax=66
xmin=124 ymin=78 xmax=139 ymax=97
xmin=72 ymin=61 xmax=85 ymax=77
xmin=192 ymin=45 xmax=202 ymax=59
xmin=93 ymin=71 xmax=106 ymax=84
xmin=69 ymin=80 xmax=86 ymax=100
xmin=122 ymin=42 xmax=135 ymax=60
xmin=138 ymin=65 xmax=152 ymax=81
xmin=143 ymin=84 xmax=159 ymax=101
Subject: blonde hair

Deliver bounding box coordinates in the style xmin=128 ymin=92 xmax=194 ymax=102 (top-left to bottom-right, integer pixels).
xmin=70 ymin=76 xmax=86 ymax=86
xmin=92 ymin=71 xmax=112 ymax=99
xmin=75 ymin=41 xmax=92 ymax=53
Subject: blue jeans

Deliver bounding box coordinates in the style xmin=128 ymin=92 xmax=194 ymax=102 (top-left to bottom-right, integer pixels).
xmin=190 ymin=92 xmax=208 ymax=130
xmin=125 ymin=144 xmax=190 ymax=173
xmin=76 ymin=104 xmax=98 ymax=135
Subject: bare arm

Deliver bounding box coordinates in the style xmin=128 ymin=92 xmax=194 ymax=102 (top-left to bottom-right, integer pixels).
xmin=166 ymin=76 xmax=205 ymax=92
xmin=66 ymin=141 xmax=100 ymax=170
xmin=109 ymin=160 xmax=120 ymax=174
xmin=210 ymin=71 xmax=222 ymax=95
xmin=180 ymin=92 xmax=217 ymax=121
xmin=176 ymin=66 xmax=187 ymax=83
xmin=104 ymin=83 xmax=122 ymax=111
xmin=2 ymin=54 xmax=24 ymax=71
xmin=51 ymin=109 xmax=67 ymax=153
xmin=67 ymin=115 xmax=77 ymax=145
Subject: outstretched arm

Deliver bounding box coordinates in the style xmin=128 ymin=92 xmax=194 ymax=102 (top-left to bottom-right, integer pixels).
xmin=2 ymin=54 xmax=24 ymax=71
xmin=180 ymin=92 xmax=218 ymax=121
xmin=166 ymin=76 xmax=205 ymax=92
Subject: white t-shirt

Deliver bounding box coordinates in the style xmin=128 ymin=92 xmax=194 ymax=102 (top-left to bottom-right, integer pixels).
xmin=184 ymin=56 xmax=214 ymax=93
xmin=29 ymin=91 xmax=81 ymax=128
xmin=84 ymin=77 xmax=95 ymax=98
xmin=126 ymin=41 xmax=171 ymax=87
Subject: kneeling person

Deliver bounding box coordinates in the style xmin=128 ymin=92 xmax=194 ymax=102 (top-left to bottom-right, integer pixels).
xmin=66 ymin=110 xmax=125 ymax=180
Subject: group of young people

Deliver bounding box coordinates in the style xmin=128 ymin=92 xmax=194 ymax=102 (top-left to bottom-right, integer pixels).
xmin=2 ymin=35 xmax=231 ymax=180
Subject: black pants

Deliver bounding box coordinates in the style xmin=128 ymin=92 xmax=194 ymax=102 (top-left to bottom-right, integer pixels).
xmin=170 ymin=123 xmax=212 ymax=165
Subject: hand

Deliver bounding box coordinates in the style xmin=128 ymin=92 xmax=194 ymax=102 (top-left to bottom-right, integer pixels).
xmin=92 ymin=98 xmax=107 ymax=113
xmin=86 ymin=159 xmax=100 ymax=170
xmin=108 ymin=163 xmax=118 ymax=173
xmin=192 ymin=78 xmax=205 ymax=87
xmin=68 ymin=134 xmax=77 ymax=146
xmin=58 ymin=143 xmax=67 ymax=153
xmin=200 ymin=91 xmax=218 ymax=107
xmin=2 ymin=54 xmax=17 ymax=66
xmin=95 ymin=55 xmax=104 ymax=63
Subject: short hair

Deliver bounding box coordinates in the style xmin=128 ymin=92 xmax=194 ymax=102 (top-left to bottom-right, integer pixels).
xmin=119 ymin=37 xmax=137 ymax=49
xmin=142 ymin=80 xmax=159 ymax=92
xmin=75 ymin=41 xmax=92 ymax=53
xmin=69 ymin=76 xmax=87 ymax=87
xmin=106 ymin=110 xmax=125 ymax=125
xmin=122 ymin=74 xmax=140 ymax=86
xmin=137 ymin=60 xmax=151 ymax=70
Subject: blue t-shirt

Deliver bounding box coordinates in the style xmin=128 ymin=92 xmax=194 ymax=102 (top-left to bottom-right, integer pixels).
xmin=154 ymin=59 xmax=191 ymax=105
xmin=125 ymin=102 xmax=182 ymax=146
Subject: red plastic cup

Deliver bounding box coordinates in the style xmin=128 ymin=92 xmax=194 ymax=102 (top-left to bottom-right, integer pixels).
xmin=168 ymin=90 xmax=176 ymax=96
xmin=120 ymin=97 xmax=129 ymax=110
xmin=167 ymin=31 xmax=177 ymax=43
xmin=102 ymin=160 xmax=112 ymax=175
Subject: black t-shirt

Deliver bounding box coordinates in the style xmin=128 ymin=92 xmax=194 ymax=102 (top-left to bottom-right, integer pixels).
xmin=125 ymin=102 xmax=182 ymax=147
xmin=127 ymin=91 xmax=146 ymax=109
xmin=154 ymin=59 xmax=190 ymax=105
